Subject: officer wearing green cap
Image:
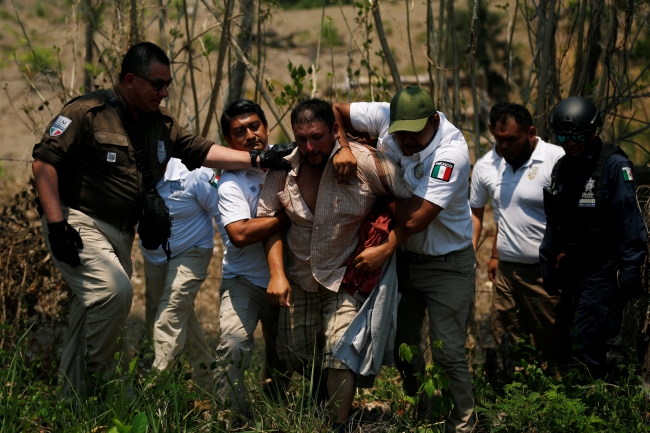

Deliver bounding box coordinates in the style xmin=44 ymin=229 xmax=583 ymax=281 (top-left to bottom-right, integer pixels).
xmin=334 ymin=86 xmax=476 ymax=432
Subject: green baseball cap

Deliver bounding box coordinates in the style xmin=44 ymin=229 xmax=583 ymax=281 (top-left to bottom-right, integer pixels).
xmin=388 ymin=86 xmax=436 ymax=134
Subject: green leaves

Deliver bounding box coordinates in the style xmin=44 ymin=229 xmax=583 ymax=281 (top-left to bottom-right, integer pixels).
xmin=110 ymin=412 xmax=148 ymax=433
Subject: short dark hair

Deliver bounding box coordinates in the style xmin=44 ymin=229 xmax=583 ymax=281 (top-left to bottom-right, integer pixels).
xmin=291 ymin=99 xmax=335 ymax=130
xmin=494 ymin=102 xmax=533 ymax=131
xmin=221 ymin=99 xmax=268 ymax=138
xmin=119 ymin=42 xmax=170 ymax=81
xmin=489 ymin=102 xmax=510 ymax=126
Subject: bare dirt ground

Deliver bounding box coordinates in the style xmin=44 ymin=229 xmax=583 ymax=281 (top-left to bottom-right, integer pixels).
xmin=0 ymin=0 xmax=498 ymax=363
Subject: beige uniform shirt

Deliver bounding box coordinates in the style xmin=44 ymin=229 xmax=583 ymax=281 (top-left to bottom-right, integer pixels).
xmin=32 ymin=87 xmax=213 ymax=226
xmin=257 ymin=141 xmax=413 ymax=292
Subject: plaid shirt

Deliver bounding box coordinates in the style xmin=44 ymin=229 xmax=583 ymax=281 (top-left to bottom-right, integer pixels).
xmin=257 ymin=141 xmax=413 ymax=293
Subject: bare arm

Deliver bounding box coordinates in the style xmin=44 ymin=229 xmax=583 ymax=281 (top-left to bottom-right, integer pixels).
xmin=263 ymin=231 xmax=291 ymax=307
xmin=331 ymin=102 xmax=357 ymax=182
xmin=225 ymin=212 xmax=289 ymax=249
xmin=352 ymin=224 xmax=411 ymax=272
xmin=471 ymin=206 xmax=485 ymax=252
xmin=390 ymin=195 xmax=443 ymax=235
xmin=488 ymin=225 xmax=499 ymax=282
xmin=332 ymin=103 xmax=354 ymax=148
xmin=203 ymin=144 xmax=256 ymax=170
xmin=33 ymin=158 xmax=64 ymax=223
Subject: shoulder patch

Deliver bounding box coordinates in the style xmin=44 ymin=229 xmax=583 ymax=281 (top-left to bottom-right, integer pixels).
xmin=431 ymin=161 xmax=454 ymax=182
xmin=208 ymin=172 xmax=220 ymax=189
xmin=622 ymin=166 xmax=634 ymax=182
xmin=50 ymin=115 xmax=72 ymax=136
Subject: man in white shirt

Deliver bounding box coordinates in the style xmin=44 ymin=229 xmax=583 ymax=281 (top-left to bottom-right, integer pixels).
xmin=487 ymin=102 xmax=566 ymax=365
xmin=334 ymin=87 xmax=476 ymax=433
xmin=213 ymin=99 xmax=289 ymax=415
xmin=470 ymin=103 xmax=506 ymax=253
xmin=142 ymin=157 xmax=220 ymax=389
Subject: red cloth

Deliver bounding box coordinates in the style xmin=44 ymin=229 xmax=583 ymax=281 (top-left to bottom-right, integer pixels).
xmin=340 ymin=203 xmax=394 ymax=298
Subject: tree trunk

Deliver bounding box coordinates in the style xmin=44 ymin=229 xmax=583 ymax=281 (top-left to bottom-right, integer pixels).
xmin=228 ymin=0 xmax=255 ymax=103
xmin=129 ymin=0 xmax=139 ymax=46
xmin=83 ymin=0 xmax=95 ymax=93
xmin=534 ymin=0 xmax=557 ymax=139
xmin=200 ymin=0 xmax=235 ymax=138
xmin=371 ymin=0 xmax=402 ymax=92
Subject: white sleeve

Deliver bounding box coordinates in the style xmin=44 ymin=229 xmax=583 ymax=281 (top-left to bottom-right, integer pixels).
xmin=218 ymin=177 xmax=253 ymax=227
xmin=414 ymin=146 xmax=471 ymax=209
xmin=350 ymin=102 xmax=391 ymax=138
xmin=195 ymin=169 xmax=222 ymax=220
xmin=469 ymin=161 xmax=489 ymax=208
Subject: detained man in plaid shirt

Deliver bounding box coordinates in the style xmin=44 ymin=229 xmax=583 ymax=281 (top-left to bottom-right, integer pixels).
xmin=257 ymin=99 xmax=412 ymax=431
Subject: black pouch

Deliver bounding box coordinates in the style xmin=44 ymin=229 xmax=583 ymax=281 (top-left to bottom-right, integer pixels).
xmin=138 ymin=189 xmax=172 ymax=259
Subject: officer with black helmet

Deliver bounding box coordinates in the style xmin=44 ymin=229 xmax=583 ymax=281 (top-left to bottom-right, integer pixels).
xmin=540 ymin=96 xmax=647 ymax=377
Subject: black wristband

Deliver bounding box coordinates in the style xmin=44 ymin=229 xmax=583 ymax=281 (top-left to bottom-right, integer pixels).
xmin=491 ymin=256 xmax=499 ymax=260
xmin=250 ymin=150 xmax=261 ymax=168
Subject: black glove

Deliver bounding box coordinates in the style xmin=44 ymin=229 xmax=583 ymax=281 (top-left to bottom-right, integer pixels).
xmin=47 ymin=220 xmax=83 ymax=267
xmin=255 ymin=142 xmax=296 ymax=170
xmin=620 ymin=280 xmax=643 ymax=303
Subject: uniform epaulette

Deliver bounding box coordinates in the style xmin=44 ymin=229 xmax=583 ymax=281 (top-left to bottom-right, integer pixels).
xmin=63 ymin=89 xmax=108 ymax=113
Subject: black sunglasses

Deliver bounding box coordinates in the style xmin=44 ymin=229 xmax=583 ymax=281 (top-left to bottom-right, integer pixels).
xmin=134 ymin=74 xmax=173 ymax=91
xmin=556 ymin=133 xmax=586 ymax=144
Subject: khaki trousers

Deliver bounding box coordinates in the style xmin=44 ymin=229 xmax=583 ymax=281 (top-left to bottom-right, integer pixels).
xmin=395 ymin=246 xmax=476 ymax=433
xmin=215 ymin=276 xmax=286 ymax=412
xmin=42 ymin=207 xmax=134 ymax=399
xmin=491 ymin=260 xmax=565 ymax=364
xmin=144 ymin=246 xmax=214 ymax=389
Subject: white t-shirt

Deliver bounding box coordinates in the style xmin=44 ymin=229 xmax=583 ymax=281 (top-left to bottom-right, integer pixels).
xmin=350 ymin=102 xmax=474 ymax=256
xmin=493 ymin=138 xmax=565 ymax=263
xmin=216 ymin=166 xmax=270 ymax=288
xmin=141 ymin=158 xmax=218 ymax=265
xmin=470 ymin=145 xmax=503 ymax=220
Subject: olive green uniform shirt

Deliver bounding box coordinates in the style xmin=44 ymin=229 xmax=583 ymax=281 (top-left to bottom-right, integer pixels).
xmin=32 ymin=87 xmax=213 ymax=226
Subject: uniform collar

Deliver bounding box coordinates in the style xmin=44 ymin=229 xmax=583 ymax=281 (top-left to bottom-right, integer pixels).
xmin=111 ymin=85 xmax=129 ymax=109
xmin=514 ymin=136 xmax=546 ymax=171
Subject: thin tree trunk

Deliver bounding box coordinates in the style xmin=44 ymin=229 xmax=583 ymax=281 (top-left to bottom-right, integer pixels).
xmin=569 ymin=0 xmax=588 ymax=95
xmin=83 ymin=0 xmax=94 ymax=93
xmin=574 ymin=0 xmax=604 ymax=97
xmin=427 ymin=0 xmax=435 ymax=96
xmin=436 ymin=0 xmax=446 ymax=112
xmin=448 ymin=0 xmax=461 ymax=124
xmin=505 ymin=0 xmax=519 ymax=99
xmin=182 ymin=0 xmax=200 ymax=133
xmin=534 ymin=0 xmax=556 ymax=139
xmin=468 ymin=0 xmax=481 ymax=160
xmin=371 ymin=0 xmax=402 ymax=92
xmin=406 ymin=0 xmax=420 ymax=87
xmin=229 ymin=0 xmax=255 ymax=102
xmin=200 ymin=0 xmax=235 ymax=138
xmin=129 ymin=0 xmax=139 ymax=46
xmin=158 ymin=0 xmax=166 ymax=46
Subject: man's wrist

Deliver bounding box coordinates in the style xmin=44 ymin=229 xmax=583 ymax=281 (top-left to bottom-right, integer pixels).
xmin=491 ymin=256 xmax=499 ymax=260
xmin=250 ymin=150 xmax=261 ymax=168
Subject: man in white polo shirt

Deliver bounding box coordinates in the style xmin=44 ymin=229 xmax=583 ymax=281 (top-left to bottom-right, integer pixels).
xmin=470 ymin=103 xmax=506 ymax=253
xmin=213 ymin=99 xmax=289 ymax=415
xmin=487 ymin=102 xmax=565 ymax=364
xmin=142 ymin=157 xmax=219 ymax=389
xmin=334 ymin=87 xmax=476 ymax=433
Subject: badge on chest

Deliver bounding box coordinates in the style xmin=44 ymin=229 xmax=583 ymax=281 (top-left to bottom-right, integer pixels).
xmin=170 ymin=179 xmax=185 ymax=196
xmin=578 ymin=177 xmax=596 ymax=208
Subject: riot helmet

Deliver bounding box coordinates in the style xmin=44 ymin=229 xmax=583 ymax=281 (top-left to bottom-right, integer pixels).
xmin=550 ymin=97 xmax=602 ymax=145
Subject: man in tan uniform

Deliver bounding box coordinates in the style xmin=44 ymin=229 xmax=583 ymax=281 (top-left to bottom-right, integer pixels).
xmin=31 ymin=42 xmax=317 ymax=398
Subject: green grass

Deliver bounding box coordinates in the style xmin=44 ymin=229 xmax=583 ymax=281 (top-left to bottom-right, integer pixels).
xmin=2 ymin=327 xmax=650 ymax=432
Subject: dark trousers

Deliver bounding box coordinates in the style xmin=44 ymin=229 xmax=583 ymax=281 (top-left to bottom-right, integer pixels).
xmin=559 ymin=258 xmax=624 ymax=378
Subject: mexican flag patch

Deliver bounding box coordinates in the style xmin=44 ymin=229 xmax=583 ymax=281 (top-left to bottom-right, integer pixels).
xmin=622 ymin=166 xmax=634 ymax=182
xmin=49 ymin=115 xmax=72 ymax=136
xmin=431 ymin=161 xmax=454 ymax=182
xmin=208 ymin=172 xmax=220 ymax=189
